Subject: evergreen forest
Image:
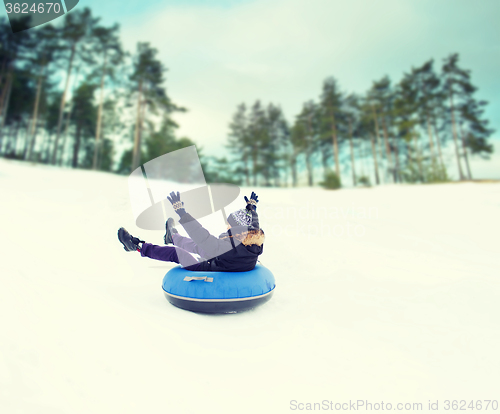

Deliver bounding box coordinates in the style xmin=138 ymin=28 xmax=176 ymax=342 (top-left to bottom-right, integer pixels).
xmin=0 ymin=9 xmax=495 ymax=188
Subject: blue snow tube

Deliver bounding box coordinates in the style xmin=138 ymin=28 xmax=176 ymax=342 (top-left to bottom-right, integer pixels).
xmin=162 ymin=264 xmax=276 ymax=313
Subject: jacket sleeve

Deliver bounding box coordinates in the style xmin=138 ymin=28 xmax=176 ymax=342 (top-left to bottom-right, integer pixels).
xmin=178 ymin=213 xmax=231 ymax=259
xmin=247 ymin=206 xmax=260 ymax=229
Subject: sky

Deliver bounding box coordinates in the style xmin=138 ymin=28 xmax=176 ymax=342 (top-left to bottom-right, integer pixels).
xmin=82 ymin=0 xmax=500 ymax=174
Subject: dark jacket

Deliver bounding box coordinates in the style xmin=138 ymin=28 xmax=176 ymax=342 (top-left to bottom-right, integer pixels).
xmin=178 ymin=208 xmax=263 ymax=272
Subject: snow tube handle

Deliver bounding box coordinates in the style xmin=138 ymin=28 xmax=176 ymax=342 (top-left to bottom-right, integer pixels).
xmin=183 ymin=276 xmax=214 ymax=283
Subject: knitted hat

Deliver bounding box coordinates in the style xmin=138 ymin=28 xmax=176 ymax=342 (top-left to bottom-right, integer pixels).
xmin=227 ymin=208 xmax=252 ymax=228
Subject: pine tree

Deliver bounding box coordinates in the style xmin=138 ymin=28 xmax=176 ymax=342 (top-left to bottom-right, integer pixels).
xmin=94 ymin=98 xmax=120 ymax=171
xmin=227 ymin=103 xmax=251 ymax=185
xmin=91 ymin=22 xmax=124 ymax=170
xmin=70 ymin=80 xmax=98 ymax=168
xmin=144 ymin=114 xmax=195 ymax=163
xmin=294 ymin=101 xmax=320 ymax=186
xmin=393 ymin=72 xmax=421 ymax=182
xmin=51 ymin=7 xmax=99 ymax=165
xmin=459 ymin=95 xmax=494 ymax=162
xmin=24 ymin=24 xmax=59 ymax=161
xmin=58 ymin=64 xmax=82 ymax=166
xmin=343 ymin=94 xmax=360 ymax=186
xmin=359 ymin=97 xmax=380 ymax=185
xmin=442 ymin=53 xmax=471 ymax=180
xmin=247 ymin=101 xmax=267 ymax=185
xmin=367 ymin=76 xmax=396 ymax=182
xmin=290 ymin=117 xmax=307 ymax=187
xmin=265 ymin=103 xmax=289 ymax=187
xmin=319 ymin=77 xmax=343 ymax=179
xmin=3 ymin=69 xmax=36 ymax=157
xmin=129 ymin=42 xmax=182 ymax=171
xmin=0 ymin=17 xmax=33 ymax=153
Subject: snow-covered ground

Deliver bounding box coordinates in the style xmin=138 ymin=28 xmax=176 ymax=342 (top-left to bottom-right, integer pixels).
xmin=1 ymin=158 xmax=499 ymax=414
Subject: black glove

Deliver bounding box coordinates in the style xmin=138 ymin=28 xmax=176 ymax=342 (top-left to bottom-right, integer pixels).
xmin=244 ymin=191 xmax=259 ymax=211
xmin=167 ymin=191 xmax=186 ymax=218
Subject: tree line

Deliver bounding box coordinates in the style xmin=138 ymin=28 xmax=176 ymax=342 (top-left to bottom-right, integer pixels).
xmin=226 ymin=55 xmax=495 ymax=187
xmin=0 ymin=9 xmax=495 ymax=187
xmin=0 ymin=9 xmax=193 ymax=174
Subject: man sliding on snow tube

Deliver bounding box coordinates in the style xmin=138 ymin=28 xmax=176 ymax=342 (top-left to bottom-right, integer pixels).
xmin=117 ymin=191 xmax=264 ymax=272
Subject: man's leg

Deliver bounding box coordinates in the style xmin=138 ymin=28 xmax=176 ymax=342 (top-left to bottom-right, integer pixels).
xmin=140 ymin=243 xmax=200 ymax=267
xmin=172 ymin=233 xmax=207 ymax=257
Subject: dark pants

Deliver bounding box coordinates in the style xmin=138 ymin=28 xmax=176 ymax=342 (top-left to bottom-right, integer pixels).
xmin=140 ymin=234 xmax=207 ymax=271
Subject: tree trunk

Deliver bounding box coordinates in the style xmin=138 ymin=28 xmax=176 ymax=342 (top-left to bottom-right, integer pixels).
xmin=93 ymin=49 xmax=108 ymax=170
xmin=448 ymin=90 xmax=465 ymax=180
xmin=458 ymin=121 xmax=472 ymax=180
xmin=52 ymin=43 xmax=76 ymax=164
xmin=139 ymin=85 xmax=147 ymax=144
xmin=331 ymin=113 xmax=340 ymax=177
xmin=359 ymin=138 xmax=368 ymax=177
xmin=431 ymin=115 xmax=445 ymax=170
xmin=44 ymin=132 xmax=53 ymax=163
xmin=371 ymin=106 xmax=384 ymax=182
xmin=252 ymin=144 xmax=257 ymax=186
xmin=370 ymin=133 xmax=380 ymax=185
xmin=10 ymin=119 xmax=21 ymax=156
xmin=392 ymin=137 xmax=400 ymax=183
xmin=273 ymin=161 xmax=280 ymax=187
xmin=372 ymin=105 xmax=384 ymax=160
xmin=59 ymin=65 xmax=81 ymax=166
xmin=243 ymin=153 xmax=249 ymax=186
xmin=2 ymin=124 xmax=11 ymax=155
xmin=425 ymin=114 xmax=437 ymax=171
xmin=264 ymin=166 xmax=270 ymax=187
xmin=348 ymin=117 xmax=356 ymax=186
xmin=0 ymin=69 xmax=13 ymax=123
xmin=22 ymin=126 xmax=31 ymax=160
xmin=59 ymin=103 xmax=74 ymax=166
xmin=306 ymin=114 xmax=314 ymax=186
xmin=380 ymin=116 xmax=394 ymax=182
xmin=72 ymin=122 xmax=82 ymax=168
xmin=26 ymin=64 xmax=45 ymax=161
xmin=291 ymin=155 xmax=297 ymax=187
xmin=0 ymin=73 xmax=13 ymax=153
xmin=321 ymin=148 xmax=327 ymax=177
xmin=305 ymin=150 xmax=313 ymax=186
xmin=132 ymin=77 xmax=143 ymax=171
xmin=413 ymin=132 xmax=423 ymax=181
xmin=27 ymin=114 xmax=41 ymax=162
xmin=0 ymin=58 xmax=7 ymax=90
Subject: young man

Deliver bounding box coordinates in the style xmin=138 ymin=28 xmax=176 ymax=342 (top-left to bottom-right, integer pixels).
xmin=118 ymin=191 xmax=264 ymax=272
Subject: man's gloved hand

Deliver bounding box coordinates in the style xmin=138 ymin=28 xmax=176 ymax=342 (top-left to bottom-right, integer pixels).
xmin=167 ymin=191 xmax=186 ymax=218
xmin=244 ymin=191 xmax=259 ymax=211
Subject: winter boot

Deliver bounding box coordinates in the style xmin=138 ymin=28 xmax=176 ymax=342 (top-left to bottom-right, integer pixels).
xmin=117 ymin=227 xmax=145 ymax=252
xmin=164 ymin=217 xmax=178 ymax=245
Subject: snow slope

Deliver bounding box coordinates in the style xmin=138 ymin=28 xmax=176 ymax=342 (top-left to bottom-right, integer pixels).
xmin=1 ymin=158 xmax=499 ymax=414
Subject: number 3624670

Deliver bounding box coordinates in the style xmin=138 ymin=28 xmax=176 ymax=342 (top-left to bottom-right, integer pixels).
xmin=5 ymin=3 xmax=62 ymax=14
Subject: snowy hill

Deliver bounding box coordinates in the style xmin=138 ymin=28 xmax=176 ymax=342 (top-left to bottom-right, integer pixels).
xmin=1 ymin=158 xmax=499 ymax=414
